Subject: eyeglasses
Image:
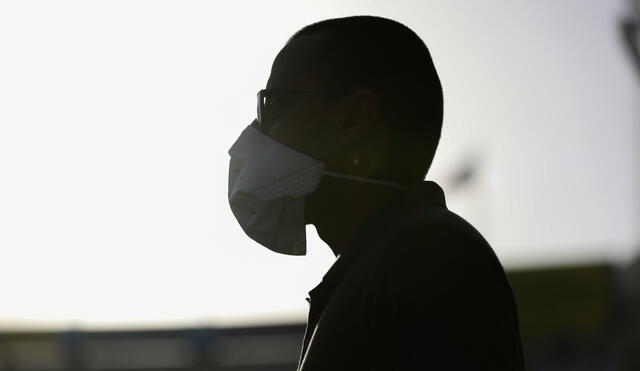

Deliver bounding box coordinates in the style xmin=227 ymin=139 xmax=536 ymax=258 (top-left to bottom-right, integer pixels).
xmin=256 ymin=89 xmax=343 ymax=130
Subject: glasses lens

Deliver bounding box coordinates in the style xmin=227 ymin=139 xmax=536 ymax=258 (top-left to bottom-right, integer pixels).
xmin=257 ymin=90 xmax=283 ymax=130
xmin=256 ymin=90 xmax=264 ymax=126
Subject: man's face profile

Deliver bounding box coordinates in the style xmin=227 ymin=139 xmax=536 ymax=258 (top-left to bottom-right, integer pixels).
xmin=260 ymin=34 xmax=379 ymax=177
xmin=228 ymin=16 xmax=444 ymax=255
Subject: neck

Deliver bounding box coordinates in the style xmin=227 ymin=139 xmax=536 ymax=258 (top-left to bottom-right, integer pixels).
xmin=306 ymin=177 xmax=404 ymax=257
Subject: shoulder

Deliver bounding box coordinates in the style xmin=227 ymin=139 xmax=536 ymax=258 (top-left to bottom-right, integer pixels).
xmin=383 ymin=206 xmax=496 ymax=268
xmin=378 ymin=206 xmax=509 ymax=300
xmin=398 ymin=206 xmax=488 ymax=245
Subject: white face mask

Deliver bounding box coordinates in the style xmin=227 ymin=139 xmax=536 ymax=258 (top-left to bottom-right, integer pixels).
xmin=227 ymin=124 xmax=403 ymax=256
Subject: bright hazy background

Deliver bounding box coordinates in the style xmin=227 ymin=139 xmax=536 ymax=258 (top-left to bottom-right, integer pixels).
xmin=0 ymin=1 xmax=638 ymax=330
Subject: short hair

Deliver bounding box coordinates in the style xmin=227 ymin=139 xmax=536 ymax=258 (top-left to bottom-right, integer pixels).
xmin=289 ymin=16 xmax=443 ymax=184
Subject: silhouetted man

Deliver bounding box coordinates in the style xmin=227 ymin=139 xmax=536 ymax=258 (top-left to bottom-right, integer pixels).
xmin=228 ymin=16 xmax=526 ymax=371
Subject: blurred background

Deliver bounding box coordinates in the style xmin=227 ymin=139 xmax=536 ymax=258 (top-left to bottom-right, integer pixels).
xmin=0 ymin=0 xmax=638 ymax=370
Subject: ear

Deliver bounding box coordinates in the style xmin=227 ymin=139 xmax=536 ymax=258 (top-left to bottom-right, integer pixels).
xmin=339 ymin=89 xmax=380 ymax=145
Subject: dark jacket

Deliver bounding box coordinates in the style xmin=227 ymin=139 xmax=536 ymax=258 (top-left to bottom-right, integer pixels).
xmin=297 ymin=181 xmax=526 ymax=371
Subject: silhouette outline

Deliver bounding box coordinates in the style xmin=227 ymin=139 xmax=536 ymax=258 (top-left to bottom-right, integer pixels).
xmin=229 ymin=15 xmax=526 ymax=371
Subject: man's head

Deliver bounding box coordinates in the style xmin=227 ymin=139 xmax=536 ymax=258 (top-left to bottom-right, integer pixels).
xmin=260 ymin=16 xmax=443 ymax=184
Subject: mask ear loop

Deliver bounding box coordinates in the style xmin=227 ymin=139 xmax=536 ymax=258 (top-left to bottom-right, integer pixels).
xmin=319 ymin=170 xmax=406 ymax=189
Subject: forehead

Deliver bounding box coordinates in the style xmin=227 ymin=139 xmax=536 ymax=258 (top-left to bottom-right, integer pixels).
xmin=267 ymin=35 xmax=330 ymax=90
